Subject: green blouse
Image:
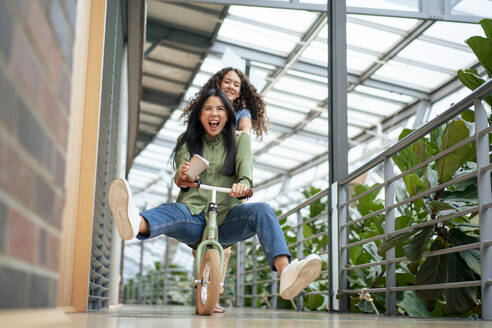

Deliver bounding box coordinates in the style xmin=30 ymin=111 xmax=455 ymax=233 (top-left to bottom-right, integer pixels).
xmin=174 ymin=132 xmax=253 ymax=225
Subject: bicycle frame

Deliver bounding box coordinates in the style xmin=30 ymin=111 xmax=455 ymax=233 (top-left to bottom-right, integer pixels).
xmin=194 ymin=184 xmax=230 ymax=282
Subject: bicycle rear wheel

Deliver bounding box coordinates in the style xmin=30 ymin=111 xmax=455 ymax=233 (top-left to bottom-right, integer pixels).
xmin=196 ymin=249 xmax=221 ymax=315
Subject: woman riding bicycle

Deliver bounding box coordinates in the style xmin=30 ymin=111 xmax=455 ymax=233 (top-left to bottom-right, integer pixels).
xmin=108 ymin=88 xmax=321 ymax=307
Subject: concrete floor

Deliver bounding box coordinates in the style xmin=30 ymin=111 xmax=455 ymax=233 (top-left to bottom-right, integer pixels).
xmin=56 ymin=305 xmax=492 ymax=328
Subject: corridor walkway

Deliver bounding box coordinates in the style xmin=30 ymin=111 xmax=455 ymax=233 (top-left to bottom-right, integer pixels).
xmin=58 ymin=305 xmax=492 ymax=328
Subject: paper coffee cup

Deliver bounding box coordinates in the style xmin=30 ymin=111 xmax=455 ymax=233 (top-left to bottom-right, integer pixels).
xmin=186 ymin=154 xmax=209 ymax=179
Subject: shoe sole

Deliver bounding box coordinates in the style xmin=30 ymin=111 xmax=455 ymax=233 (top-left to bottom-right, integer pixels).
xmin=280 ymin=256 xmax=322 ymax=300
xmin=108 ymin=178 xmax=134 ymax=240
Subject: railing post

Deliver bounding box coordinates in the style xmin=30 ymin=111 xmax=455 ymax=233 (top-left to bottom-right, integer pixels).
xmin=338 ymin=183 xmax=349 ymax=312
xmin=271 ymin=270 xmax=278 ymax=309
xmin=475 ymin=98 xmax=492 ymax=320
xmin=163 ymin=236 xmax=169 ymax=305
xmin=236 ymin=241 xmax=245 ymax=307
xmin=236 ymin=241 xmax=241 ymax=307
xmin=330 ymin=182 xmax=338 ymax=311
xmin=384 ymin=156 xmax=396 ymax=315
xmin=296 ymin=210 xmax=304 ymax=310
xmin=252 ymin=237 xmax=257 ymax=308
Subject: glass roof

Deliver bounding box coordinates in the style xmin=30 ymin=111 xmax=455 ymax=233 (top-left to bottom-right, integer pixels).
xmin=129 ymin=1 xmax=485 ymax=216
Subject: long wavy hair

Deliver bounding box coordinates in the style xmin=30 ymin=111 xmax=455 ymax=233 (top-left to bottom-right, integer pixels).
xmin=171 ymin=89 xmax=237 ymax=176
xmin=182 ymin=67 xmax=268 ymax=139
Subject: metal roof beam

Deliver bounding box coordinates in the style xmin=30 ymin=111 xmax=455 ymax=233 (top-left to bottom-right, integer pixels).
xmin=144 ymin=57 xmax=194 ymax=72
xmin=146 ymin=19 xmax=211 ymax=53
xmin=141 ymin=87 xmax=181 ymax=107
xmin=346 ymin=5 xmax=485 ymax=24
xmin=175 ymin=0 xmax=326 ymax=12
xmin=142 ymin=72 xmax=187 ymax=86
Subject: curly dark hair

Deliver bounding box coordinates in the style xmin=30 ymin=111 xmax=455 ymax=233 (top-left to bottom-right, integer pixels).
xmin=182 ymin=67 xmax=268 ymax=139
xmin=172 ymin=89 xmax=237 ymax=176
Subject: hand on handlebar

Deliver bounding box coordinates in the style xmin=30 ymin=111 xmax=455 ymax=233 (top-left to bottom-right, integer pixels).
xmin=230 ymin=183 xmax=253 ymax=199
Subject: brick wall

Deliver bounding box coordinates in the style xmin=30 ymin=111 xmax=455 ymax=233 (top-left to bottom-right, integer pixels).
xmin=0 ymin=0 xmax=76 ymax=309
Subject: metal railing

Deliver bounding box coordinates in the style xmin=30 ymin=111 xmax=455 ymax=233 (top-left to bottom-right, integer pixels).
xmin=337 ymin=79 xmax=492 ymax=319
xmin=122 ymin=267 xmax=192 ymax=305
xmin=234 ymin=188 xmax=330 ymax=310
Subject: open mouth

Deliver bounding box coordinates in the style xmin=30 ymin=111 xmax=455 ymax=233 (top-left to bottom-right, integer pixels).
xmin=209 ymin=121 xmax=219 ymax=129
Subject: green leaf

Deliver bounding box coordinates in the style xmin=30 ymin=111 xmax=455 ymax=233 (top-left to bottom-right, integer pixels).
xmin=458 ymin=71 xmax=492 ymax=107
xmin=399 ymin=290 xmax=430 ymax=317
xmin=427 ymin=200 xmax=455 ymax=213
xmin=448 ymin=228 xmax=481 ymax=275
xmin=395 ymin=215 xmax=413 ymax=231
xmin=306 ymin=294 xmax=324 ymax=310
xmin=377 ymin=230 xmax=419 ymax=256
xmin=416 ymin=238 xmax=447 ymax=301
xmin=465 ymin=36 xmax=492 ymax=77
xmin=303 ymin=224 xmax=313 ymax=239
xmin=412 ymin=140 xmax=429 ymax=165
xmin=353 ymin=184 xmax=383 ymax=216
xmin=440 ymin=185 xmax=478 ymax=206
xmin=403 ymin=225 xmax=434 ymax=262
xmin=481 ymin=18 xmax=492 ymax=41
xmin=356 ymin=299 xmax=375 ymax=313
xmin=403 ymin=173 xmax=426 ymax=196
xmin=461 ymin=109 xmax=475 ymax=122
xmin=350 ymin=245 xmax=363 ymax=264
xmin=435 ymin=120 xmax=472 ymax=183
xmin=363 ymin=242 xmax=382 ymax=261
xmin=443 ymin=253 xmax=477 ymax=315
xmin=460 ymin=249 xmax=481 ymax=276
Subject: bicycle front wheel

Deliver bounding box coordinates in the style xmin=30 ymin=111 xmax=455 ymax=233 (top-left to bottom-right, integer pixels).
xmin=196 ymin=249 xmax=221 ymax=315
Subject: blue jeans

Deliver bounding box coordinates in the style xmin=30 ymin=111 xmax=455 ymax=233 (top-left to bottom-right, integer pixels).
xmin=138 ymin=202 xmax=292 ymax=271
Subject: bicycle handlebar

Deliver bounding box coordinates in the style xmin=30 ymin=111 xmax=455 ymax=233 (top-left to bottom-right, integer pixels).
xmin=194 ymin=181 xmax=254 ymax=199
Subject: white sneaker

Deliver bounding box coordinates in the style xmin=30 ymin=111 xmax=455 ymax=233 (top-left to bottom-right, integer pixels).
xmin=279 ymin=254 xmax=321 ymax=300
xmin=108 ymin=178 xmax=141 ymax=240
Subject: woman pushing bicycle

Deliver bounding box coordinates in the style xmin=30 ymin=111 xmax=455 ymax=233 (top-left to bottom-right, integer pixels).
xmin=108 ymin=88 xmax=321 ymax=314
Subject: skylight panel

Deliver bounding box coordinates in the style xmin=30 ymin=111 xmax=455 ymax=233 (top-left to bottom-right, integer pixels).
xmin=373 ymin=60 xmax=452 ymax=91
xmin=191 ymin=72 xmax=213 ymax=89
xmin=275 ymin=76 xmax=327 ymax=101
xmin=279 ymin=136 xmax=327 ymax=154
xmin=268 ymin=106 xmax=307 ymax=127
xmin=348 ymin=126 xmax=363 ymax=138
xmin=265 ymin=96 xmax=312 ymax=114
xmin=287 ymin=69 xmax=328 ymax=83
xmin=218 ymin=18 xmax=300 ymax=54
xmin=303 ymin=117 xmax=328 ymax=136
xmin=397 ymin=39 xmax=477 ymax=71
xmin=228 ymin=6 xmax=317 ymax=32
xmin=347 ymin=0 xmax=418 ymax=11
xmin=355 ymin=85 xmax=414 ymax=103
xmin=349 ymin=14 xmax=419 ymax=31
xmin=451 ymin=0 xmax=492 ymax=17
xmin=268 ymin=145 xmax=313 ymax=162
xmin=423 ymin=21 xmax=485 ymax=45
xmin=347 ymin=22 xmax=402 ymax=53
xmin=267 ymin=90 xmax=319 ymax=110
xmin=300 ymin=40 xmax=328 ymax=65
xmin=256 ymin=153 xmax=301 ymax=170
xmin=348 ymin=93 xmax=402 ymax=116
xmin=347 ymin=49 xmax=378 ymax=73
xmin=347 ymin=110 xmax=382 ymax=125
xmin=200 ymin=56 xmax=225 ymax=74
